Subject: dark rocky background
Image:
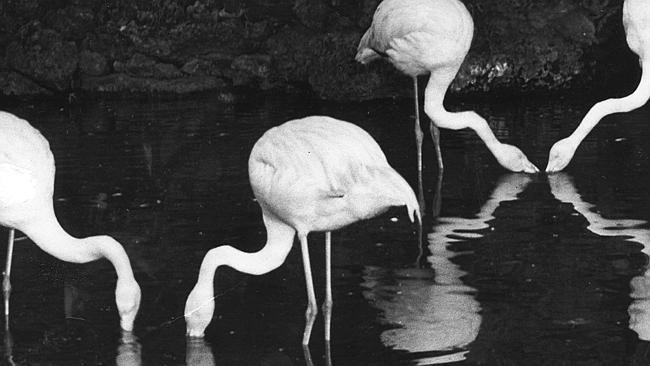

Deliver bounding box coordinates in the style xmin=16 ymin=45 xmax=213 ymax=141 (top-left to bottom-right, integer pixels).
xmin=0 ymin=0 xmax=636 ymax=100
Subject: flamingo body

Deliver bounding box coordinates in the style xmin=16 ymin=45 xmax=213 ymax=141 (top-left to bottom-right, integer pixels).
xmin=249 ymin=117 xmax=418 ymax=231
xmin=624 ymin=0 xmax=650 ymax=59
xmin=546 ymin=0 xmax=650 ymax=172
xmin=0 ymin=113 xmax=53 ymax=225
xmin=0 ymin=111 xmax=141 ymax=331
xmin=185 ymin=116 xmax=419 ymax=344
xmin=357 ymin=0 xmax=538 ymax=186
xmin=356 ymin=0 xmax=472 ymax=77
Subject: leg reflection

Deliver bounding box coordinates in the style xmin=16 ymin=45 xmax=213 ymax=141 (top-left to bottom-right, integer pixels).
xmin=548 ymin=172 xmax=650 ymax=344
xmin=3 ymin=320 xmax=15 ymax=366
xmin=303 ymin=342 xmax=333 ymax=366
xmin=116 ymin=331 xmax=142 ymax=366
xmin=186 ymin=338 xmax=216 ymax=366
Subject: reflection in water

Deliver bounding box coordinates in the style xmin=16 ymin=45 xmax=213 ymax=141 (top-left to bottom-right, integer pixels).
xmin=303 ymin=343 xmax=332 ymax=366
xmin=364 ymin=173 xmax=531 ymax=364
xmin=116 ymin=331 xmax=142 ymax=366
xmin=548 ymin=173 xmax=650 ymax=341
xmin=3 ymin=320 xmax=15 ymax=366
xmin=630 ymin=275 xmax=650 ymax=341
xmin=2 ymin=97 xmax=650 ymax=365
xmin=186 ymin=338 xmax=216 ymax=366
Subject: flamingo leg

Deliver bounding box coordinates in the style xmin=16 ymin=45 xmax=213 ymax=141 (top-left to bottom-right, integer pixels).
xmin=3 ymin=229 xmax=14 ymax=319
xmin=429 ymin=119 xmax=444 ymax=174
xmin=299 ymin=233 xmax=318 ymax=345
xmin=322 ymin=232 xmax=332 ymax=341
xmin=413 ymin=77 xmax=425 ymax=215
xmin=325 ymin=339 xmax=333 ymax=366
xmin=303 ymin=345 xmax=315 ymax=366
xmin=430 ymin=121 xmax=444 ymax=220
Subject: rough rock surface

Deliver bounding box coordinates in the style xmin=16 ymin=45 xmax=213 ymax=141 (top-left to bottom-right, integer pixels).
xmin=0 ymin=0 xmax=630 ymax=100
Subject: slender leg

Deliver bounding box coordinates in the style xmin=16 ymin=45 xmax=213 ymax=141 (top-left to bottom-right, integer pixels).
xmin=414 ymin=213 xmax=424 ymax=268
xmin=429 ymin=119 xmax=444 ymax=175
xmin=302 ymin=345 xmax=315 ymax=366
xmin=299 ymin=233 xmax=318 ymax=345
xmin=4 ymin=318 xmax=14 ymax=366
xmin=3 ymin=229 xmax=14 ymax=319
xmin=431 ymin=154 xmax=443 ymax=220
xmin=413 ymin=77 xmax=425 ymax=215
xmin=325 ymin=340 xmax=333 ymax=366
xmin=323 ymin=232 xmax=332 ymax=341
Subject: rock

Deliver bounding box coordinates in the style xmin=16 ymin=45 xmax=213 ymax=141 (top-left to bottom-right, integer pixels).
xmin=307 ymin=31 xmax=407 ymax=100
xmin=79 ymin=50 xmax=108 ymax=76
xmin=245 ymin=21 xmax=273 ymax=41
xmin=81 ymin=73 xmax=228 ymax=94
xmin=0 ymin=71 xmax=51 ymax=96
xmin=5 ymin=25 xmax=78 ymax=92
xmin=0 ymin=0 xmax=630 ymax=98
xmin=114 ymin=53 xmax=182 ymax=79
xmin=46 ymin=6 xmax=95 ymax=41
xmin=358 ymin=0 xmax=381 ymax=29
xmin=155 ymin=62 xmax=184 ymax=79
xmin=265 ymin=26 xmax=314 ymax=83
xmin=293 ymin=0 xmax=354 ymax=31
xmin=81 ymin=32 xmax=134 ymax=64
xmin=181 ymin=58 xmax=202 ymax=75
xmin=230 ymin=54 xmax=274 ymax=89
xmin=266 ymin=25 xmax=406 ymax=100
xmin=293 ymin=0 xmax=331 ymax=30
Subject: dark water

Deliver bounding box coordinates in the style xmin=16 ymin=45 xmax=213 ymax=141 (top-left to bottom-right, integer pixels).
xmin=2 ymin=92 xmax=650 ymax=365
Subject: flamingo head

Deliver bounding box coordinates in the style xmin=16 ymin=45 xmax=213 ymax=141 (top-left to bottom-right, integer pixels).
xmin=184 ymin=283 xmax=215 ymax=338
xmin=115 ymin=276 xmax=142 ymax=332
xmin=546 ymin=137 xmax=578 ymax=173
xmin=492 ymin=143 xmax=539 ymax=174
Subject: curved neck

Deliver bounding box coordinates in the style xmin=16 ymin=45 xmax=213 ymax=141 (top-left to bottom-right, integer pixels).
xmin=570 ymin=61 xmax=650 ymax=144
xmin=194 ymin=212 xmax=296 ymax=287
xmin=19 ymin=204 xmax=135 ymax=282
xmin=423 ymin=76 xmax=501 ymax=152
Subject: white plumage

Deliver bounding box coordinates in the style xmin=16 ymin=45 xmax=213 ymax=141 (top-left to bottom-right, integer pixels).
xmin=357 ymin=0 xmax=539 ymax=187
xmin=546 ymin=0 xmax=650 ymax=172
xmin=0 ymin=111 xmax=141 ymax=331
xmin=185 ymin=116 xmax=419 ymax=345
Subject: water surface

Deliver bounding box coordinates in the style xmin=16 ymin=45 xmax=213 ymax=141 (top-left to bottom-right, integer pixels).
xmin=2 ymin=92 xmax=650 ymax=365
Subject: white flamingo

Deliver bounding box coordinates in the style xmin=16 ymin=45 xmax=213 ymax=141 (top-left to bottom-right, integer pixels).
xmin=0 ymin=111 xmax=141 ymax=331
xmin=184 ymin=116 xmax=420 ymax=345
xmin=356 ymin=0 xmax=539 ymax=202
xmin=546 ymin=0 xmax=650 ymax=172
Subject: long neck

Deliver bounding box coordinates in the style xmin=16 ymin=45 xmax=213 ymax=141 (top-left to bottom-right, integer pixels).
xmin=194 ymin=212 xmax=296 ymax=286
xmin=570 ymin=60 xmax=650 ymax=144
xmin=19 ymin=202 xmax=136 ymax=282
xmin=423 ymin=76 xmax=501 ymax=152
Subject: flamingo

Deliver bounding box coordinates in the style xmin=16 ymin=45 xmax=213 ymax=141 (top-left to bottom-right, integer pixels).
xmin=356 ymin=0 xmax=539 ymax=202
xmin=0 ymin=111 xmax=141 ymax=331
xmin=184 ymin=116 xmax=420 ymax=345
xmin=546 ymin=0 xmax=650 ymax=172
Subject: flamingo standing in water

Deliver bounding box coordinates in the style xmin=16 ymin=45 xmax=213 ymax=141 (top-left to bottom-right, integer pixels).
xmin=546 ymin=0 xmax=650 ymax=172
xmin=0 ymin=111 xmax=141 ymax=331
xmin=356 ymin=0 xmax=539 ymax=202
xmin=184 ymin=116 xmax=420 ymax=345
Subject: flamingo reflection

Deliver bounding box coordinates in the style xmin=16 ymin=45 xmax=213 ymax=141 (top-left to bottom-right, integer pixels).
xmin=303 ymin=343 xmax=332 ymax=366
xmin=547 ymin=173 xmax=650 ymax=341
xmin=116 ymin=331 xmax=142 ymax=366
xmin=186 ymin=338 xmax=216 ymax=366
xmin=2 ymin=321 xmax=15 ymax=366
xmin=363 ymin=173 xmax=531 ymax=364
